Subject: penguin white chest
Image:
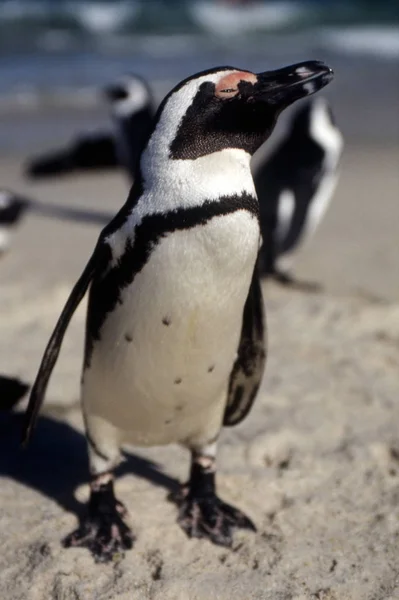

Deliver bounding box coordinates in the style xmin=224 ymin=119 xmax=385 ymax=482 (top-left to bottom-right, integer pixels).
xmin=82 ymin=210 xmax=260 ymax=445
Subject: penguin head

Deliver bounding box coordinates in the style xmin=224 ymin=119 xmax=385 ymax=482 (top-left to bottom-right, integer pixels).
xmin=146 ymin=61 xmax=333 ymax=162
xmin=103 ymin=74 xmax=153 ymax=118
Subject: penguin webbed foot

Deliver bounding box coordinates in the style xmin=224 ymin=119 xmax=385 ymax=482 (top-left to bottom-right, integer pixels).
xmin=176 ymin=486 xmax=255 ymax=546
xmin=173 ymin=462 xmax=255 ymax=547
xmin=63 ymin=479 xmax=134 ymax=563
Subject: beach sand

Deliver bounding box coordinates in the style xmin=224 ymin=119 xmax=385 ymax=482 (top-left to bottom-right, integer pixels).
xmin=0 ymin=143 xmax=398 ymax=599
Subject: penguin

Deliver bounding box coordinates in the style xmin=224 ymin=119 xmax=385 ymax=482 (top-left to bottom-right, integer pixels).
xmin=0 ymin=190 xmax=29 ymax=256
xmin=23 ymin=61 xmax=333 ymax=562
xmin=103 ymin=73 xmax=155 ymax=178
xmin=26 ymin=74 xmax=155 ymax=181
xmin=254 ymin=96 xmax=344 ymax=288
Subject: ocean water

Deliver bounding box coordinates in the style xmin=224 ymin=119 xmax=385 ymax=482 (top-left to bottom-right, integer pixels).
xmin=0 ymin=0 xmax=398 ymax=93
xmin=0 ymin=0 xmax=398 ymax=149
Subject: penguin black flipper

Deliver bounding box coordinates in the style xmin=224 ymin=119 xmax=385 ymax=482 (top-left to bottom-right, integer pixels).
xmin=22 ymin=242 xmax=110 ymax=446
xmin=224 ymin=263 xmax=266 ymax=426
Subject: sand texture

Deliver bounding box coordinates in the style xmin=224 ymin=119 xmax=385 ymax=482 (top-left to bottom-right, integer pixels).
xmin=1 ymin=145 xmax=399 ymax=599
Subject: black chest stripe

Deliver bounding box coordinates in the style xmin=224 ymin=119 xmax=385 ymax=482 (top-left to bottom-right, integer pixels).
xmin=85 ymin=192 xmax=259 ymax=366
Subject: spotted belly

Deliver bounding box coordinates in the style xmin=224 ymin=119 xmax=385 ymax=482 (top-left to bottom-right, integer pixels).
xmin=82 ymin=211 xmax=259 ymax=446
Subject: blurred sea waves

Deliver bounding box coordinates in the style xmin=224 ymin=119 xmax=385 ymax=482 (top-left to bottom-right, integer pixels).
xmin=0 ymin=0 xmax=398 ymax=97
xmin=0 ymin=0 xmax=397 ymax=149
xmin=0 ymin=0 xmax=398 ymax=39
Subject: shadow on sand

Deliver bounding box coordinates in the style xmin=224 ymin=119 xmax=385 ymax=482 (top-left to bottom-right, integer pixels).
xmin=0 ymin=411 xmax=179 ymax=520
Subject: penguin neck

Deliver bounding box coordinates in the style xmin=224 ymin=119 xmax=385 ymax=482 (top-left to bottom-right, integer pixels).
xmin=140 ymin=147 xmax=257 ymax=212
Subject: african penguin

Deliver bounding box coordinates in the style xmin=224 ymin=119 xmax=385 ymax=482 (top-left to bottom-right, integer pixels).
xmin=0 ymin=190 xmax=29 ymax=256
xmin=23 ymin=61 xmax=334 ymax=562
xmin=254 ymin=96 xmax=343 ymax=288
xmin=103 ymin=73 xmax=155 ymax=178
xmin=26 ymin=74 xmax=154 ymax=181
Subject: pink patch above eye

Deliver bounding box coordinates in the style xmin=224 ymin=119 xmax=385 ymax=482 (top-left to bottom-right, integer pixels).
xmin=215 ymin=71 xmax=257 ymax=96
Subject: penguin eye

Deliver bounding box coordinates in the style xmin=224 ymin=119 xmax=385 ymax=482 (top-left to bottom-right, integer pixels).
xmin=216 ymin=88 xmax=238 ymax=99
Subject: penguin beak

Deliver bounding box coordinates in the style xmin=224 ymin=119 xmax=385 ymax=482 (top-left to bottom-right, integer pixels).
xmin=255 ymin=61 xmax=334 ymax=107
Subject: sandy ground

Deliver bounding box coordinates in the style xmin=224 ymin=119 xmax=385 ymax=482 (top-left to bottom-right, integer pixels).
xmin=0 ymin=144 xmax=399 ymax=599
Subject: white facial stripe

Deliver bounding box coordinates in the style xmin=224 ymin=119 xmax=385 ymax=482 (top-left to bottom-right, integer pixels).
xmin=110 ymin=77 xmax=150 ymax=117
xmin=141 ymin=70 xmax=238 ymax=172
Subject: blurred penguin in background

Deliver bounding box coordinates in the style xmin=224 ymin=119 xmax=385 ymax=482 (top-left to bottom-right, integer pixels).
xmin=26 ymin=74 xmax=155 ymax=182
xmin=254 ymin=97 xmax=343 ymax=290
xmin=103 ymin=73 xmax=155 ymax=179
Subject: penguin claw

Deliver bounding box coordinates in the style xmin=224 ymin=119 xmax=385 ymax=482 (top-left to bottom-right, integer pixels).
xmin=177 ymin=493 xmax=256 ymax=547
xmin=63 ymin=500 xmax=134 ymax=563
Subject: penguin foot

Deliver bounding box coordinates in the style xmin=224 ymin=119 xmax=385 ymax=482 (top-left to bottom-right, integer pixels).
xmin=177 ymin=490 xmax=256 ymax=546
xmin=63 ymin=480 xmax=134 ymax=563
